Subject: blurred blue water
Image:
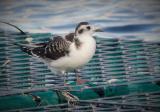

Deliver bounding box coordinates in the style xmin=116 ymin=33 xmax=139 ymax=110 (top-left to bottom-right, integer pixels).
xmin=0 ymin=0 xmax=160 ymax=41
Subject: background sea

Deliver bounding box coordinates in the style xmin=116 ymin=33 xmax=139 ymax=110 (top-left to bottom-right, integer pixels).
xmin=0 ymin=0 xmax=160 ymax=41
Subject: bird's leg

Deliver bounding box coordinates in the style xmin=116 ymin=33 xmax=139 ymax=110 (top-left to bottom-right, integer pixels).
xmin=63 ymin=72 xmax=73 ymax=90
xmin=74 ymin=69 xmax=87 ymax=85
xmin=63 ymin=72 xmax=71 ymax=87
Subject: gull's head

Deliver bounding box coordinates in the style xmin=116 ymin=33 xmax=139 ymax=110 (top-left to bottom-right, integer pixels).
xmin=75 ymin=22 xmax=102 ymax=37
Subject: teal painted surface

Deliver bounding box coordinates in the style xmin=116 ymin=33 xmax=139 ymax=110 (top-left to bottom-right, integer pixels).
xmin=0 ymin=33 xmax=160 ymax=111
xmin=0 ymin=83 xmax=160 ymax=111
xmin=0 ymin=91 xmax=60 ymax=111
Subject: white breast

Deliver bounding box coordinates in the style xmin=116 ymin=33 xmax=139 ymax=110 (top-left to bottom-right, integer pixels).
xmin=49 ymin=35 xmax=96 ymax=71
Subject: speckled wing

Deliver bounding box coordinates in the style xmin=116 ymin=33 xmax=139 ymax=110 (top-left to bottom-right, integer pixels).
xmin=65 ymin=33 xmax=75 ymax=42
xmin=20 ymin=36 xmax=71 ymax=60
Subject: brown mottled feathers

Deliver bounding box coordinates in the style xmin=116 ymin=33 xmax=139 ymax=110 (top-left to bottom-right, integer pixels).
xmin=20 ymin=36 xmax=71 ymax=60
xmin=65 ymin=33 xmax=81 ymax=48
xmin=65 ymin=33 xmax=75 ymax=42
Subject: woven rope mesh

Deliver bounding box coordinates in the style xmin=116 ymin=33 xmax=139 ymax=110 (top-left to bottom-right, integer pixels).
xmin=0 ymin=32 xmax=160 ymax=111
xmin=6 ymin=92 xmax=160 ymax=112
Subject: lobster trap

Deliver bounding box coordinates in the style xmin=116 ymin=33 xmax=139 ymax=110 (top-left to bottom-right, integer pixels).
xmin=0 ymin=31 xmax=160 ymax=111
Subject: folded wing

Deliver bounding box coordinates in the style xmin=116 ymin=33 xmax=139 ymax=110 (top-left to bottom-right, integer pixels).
xmin=19 ymin=36 xmax=71 ymax=60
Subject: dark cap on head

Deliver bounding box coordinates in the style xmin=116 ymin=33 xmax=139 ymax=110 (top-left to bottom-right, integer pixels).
xmin=75 ymin=22 xmax=89 ymax=32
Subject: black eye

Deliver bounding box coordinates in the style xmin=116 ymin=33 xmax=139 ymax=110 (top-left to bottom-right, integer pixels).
xmin=78 ymin=29 xmax=83 ymax=34
xmin=87 ymin=26 xmax=91 ymax=30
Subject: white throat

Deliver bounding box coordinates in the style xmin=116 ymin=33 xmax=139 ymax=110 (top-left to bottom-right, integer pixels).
xmin=76 ymin=33 xmax=94 ymax=44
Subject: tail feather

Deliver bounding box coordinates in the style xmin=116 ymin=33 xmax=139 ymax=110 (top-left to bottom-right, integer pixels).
xmin=14 ymin=43 xmax=33 ymax=55
xmin=15 ymin=42 xmax=46 ymax=58
xmin=19 ymin=45 xmax=33 ymax=56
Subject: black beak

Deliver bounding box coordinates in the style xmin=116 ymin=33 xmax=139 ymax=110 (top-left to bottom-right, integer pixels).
xmin=94 ymin=28 xmax=103 ymax=32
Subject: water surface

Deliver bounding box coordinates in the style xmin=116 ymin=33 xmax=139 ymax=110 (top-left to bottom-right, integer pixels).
xmin=0 ymin=0 xmax=160 ymax=41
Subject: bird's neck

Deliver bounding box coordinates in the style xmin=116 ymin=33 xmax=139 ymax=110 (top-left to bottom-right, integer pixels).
xmin=74 ymin=34 xmax=95 ymax=49
xmin=74 ymin=38 xmax=81 ymax=49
